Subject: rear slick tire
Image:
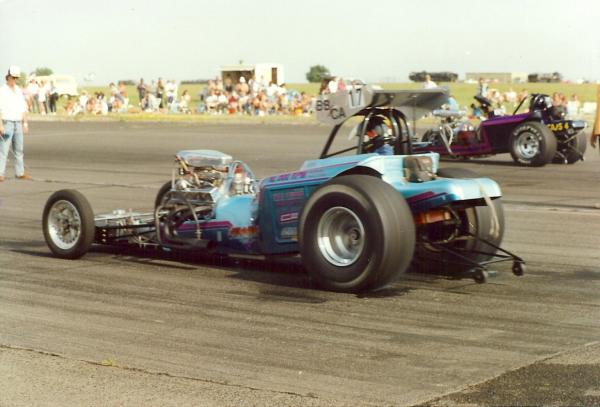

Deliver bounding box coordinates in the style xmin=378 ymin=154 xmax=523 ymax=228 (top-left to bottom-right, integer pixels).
xmin=299 ymin=175 xmax=415 ymax=292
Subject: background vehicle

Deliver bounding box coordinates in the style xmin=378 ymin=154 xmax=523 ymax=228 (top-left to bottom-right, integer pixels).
xmin=415 ymin=93 xmax=588 ymax=166
xmin=42 ymin=86 xmax=523 ymax=293
xmin=409 ymin=71 xmax=459 ymax=83
xmin=527 ymin=72 xmax=562 ymax=83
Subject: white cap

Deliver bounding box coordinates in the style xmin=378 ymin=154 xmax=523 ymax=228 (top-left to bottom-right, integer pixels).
xmin=239 ymin=76 xmax=246 ymax=83
xmin=7 ymin=65 xmax=21 ymax=78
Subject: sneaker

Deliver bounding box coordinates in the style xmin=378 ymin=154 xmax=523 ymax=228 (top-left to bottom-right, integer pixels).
xmin=16 ymin=174 xmax=33 ymax=180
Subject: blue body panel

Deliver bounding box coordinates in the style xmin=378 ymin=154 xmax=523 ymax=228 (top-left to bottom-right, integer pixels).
xmin=177 ymin=153 xmax=501 ymax=255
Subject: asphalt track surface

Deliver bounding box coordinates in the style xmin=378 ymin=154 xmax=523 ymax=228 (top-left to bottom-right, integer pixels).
xmin=1 ymin=121 xmax=600 ymax=406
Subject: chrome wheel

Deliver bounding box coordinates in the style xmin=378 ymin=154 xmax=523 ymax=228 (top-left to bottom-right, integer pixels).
xmin=515 ymin=132 xmax=540 ymax=159
xmin=317 ymin=206 xmax=365 ymax=266
xmin=47 ymin=200 xmax=82 ymax=250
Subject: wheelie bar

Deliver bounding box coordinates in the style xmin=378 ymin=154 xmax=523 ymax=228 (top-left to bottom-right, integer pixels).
xmin=424 ymin=233 xmax=525 ymax=283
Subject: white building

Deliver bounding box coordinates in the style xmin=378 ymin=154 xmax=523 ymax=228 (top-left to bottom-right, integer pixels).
xmin=220 ymin=63 xmax=285 ymax=85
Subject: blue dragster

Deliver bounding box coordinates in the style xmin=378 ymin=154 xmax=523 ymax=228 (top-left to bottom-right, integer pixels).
xmin=42 ymin=86 xmax=524 ymax=292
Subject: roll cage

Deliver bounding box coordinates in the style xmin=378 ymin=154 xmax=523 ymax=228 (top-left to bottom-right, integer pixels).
xmin=315 ymin=86 xmax=449 ymax=159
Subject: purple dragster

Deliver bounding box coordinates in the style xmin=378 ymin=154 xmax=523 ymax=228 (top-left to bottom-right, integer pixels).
xmin=413 ymin=94 xmax=587 ymax=166
xmin=41 ymin=86 xmax=524 ymax=292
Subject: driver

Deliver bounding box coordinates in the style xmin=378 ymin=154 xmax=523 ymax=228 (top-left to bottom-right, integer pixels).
xmin=362 ymin=115 xmax=394 ymax=155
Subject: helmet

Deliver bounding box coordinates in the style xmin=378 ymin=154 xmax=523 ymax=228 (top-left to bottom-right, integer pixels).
xmin=362 ymin=115 xmax=392 ymax=153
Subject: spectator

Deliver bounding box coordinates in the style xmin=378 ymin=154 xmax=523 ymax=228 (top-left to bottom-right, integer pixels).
xmin=327 ymin=77 xmax=338 ymax=93
xmin=476 ymin=78 xmax=488 ymax=98
xmin=165 ymin=80 xmax=177 ymax=107
xmin=156 ymin=78 xmax=165 ymax=108
xmin=216 ymin=90 xmax=228 ymax=113
xmin=0 ymin=65 xmax=31 ymax=181
xmin=136 ymin=78 xmax=146 ymax=103
xmin=78 ymin=91 xmax=88 ymax=113
xmin=179 ymin=89 xmax=191 ymax=113
xmin=48 ymin=81 xmax=59 ymax=114
xmin=227 ymin=91 xmax=239 ymax=114
xmin=550 ymin=92 xmax=567 ymax=119
xmin=26 ymin=78 xmax=39 ymax=113
xmin=224 ymin=75 xmax=234 ymax=93
xmin=205 ymin=89 xmax=219 ymax=113
xmin=118 ymin=81 xmax=128 ymax=105
xmin=568 ymin=94 xmax=581 ymax=117
xmin=446 ymin=94 xmax=459 ymax=110
xmin=505 ymin=88 xmax=517 ymax=106
xmin=147 ymin=92 xmax=160 ymax=112
xmin=97 ymin=93 xmax=108 ymax=115
xmin=149 ymin=80 xmax=157 ymax=98
xmin=319 ymin=78 xmax=329 ymax=95
xmin=422 ymin=74 xmax=437 ymax=89
xmin=37 ymin=80 xmax=48 ymax=115
xmin=266 ymin=81 xmax=278 ymax=101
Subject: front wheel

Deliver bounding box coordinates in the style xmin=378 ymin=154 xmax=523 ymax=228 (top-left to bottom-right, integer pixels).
xmin=154 ymin=181 xmax=172 ymax=208
xmin=42 ymin=189 xmax=96 ymax=259
xmin=299 ymin=175 xmax=415 ymax=292
xmin=553 ymin=131 xmax=587 ymax=164
xmin=509 ymin=121 xmax=556 ymax=166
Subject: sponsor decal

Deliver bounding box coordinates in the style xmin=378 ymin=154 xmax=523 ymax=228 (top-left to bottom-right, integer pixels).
xmin=548 ymin=122 xmax=569 ymax=132
xmin=279 ymin=212 xmax=299 ymax=223
xmin=267 ymin=171 xmax=308 ymax=183
xmin=271 ymin=189 xmax=305 ymax=202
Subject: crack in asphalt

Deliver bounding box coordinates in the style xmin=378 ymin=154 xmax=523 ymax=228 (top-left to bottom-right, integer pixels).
xmin=0 ymin=343 xmax=320 ymax=401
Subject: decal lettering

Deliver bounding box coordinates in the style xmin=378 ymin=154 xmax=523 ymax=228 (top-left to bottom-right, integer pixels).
xmin=315 ymin=99 xmax=331 ymax=111
xmin=291 ymin=171 xmax=307 ymax=180
xmin=548 ymin=122 xmax=569 ymax=132
xmin=329 ymin=107 xmax=346 ymax=120
xmin=279 ymin=212 xmax=299 ymax=223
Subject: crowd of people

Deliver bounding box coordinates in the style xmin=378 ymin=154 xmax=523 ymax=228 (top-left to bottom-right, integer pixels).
xmin=19 ymin=73 xmax=589 ymax=121
xmin=43 ymin=76 xmax=316 ymax=117
xmin=197 ymin=76 xmax=314 ymax=116
xmin=472 ymin=78 xmax=582 ymax=118
xmin=23 ymin=77 xmax=60 ymax=115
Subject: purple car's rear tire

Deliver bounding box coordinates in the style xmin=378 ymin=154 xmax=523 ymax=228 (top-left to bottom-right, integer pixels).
xmin=509 ymin=121 xmax=556 ymax=167
xmin=299 ymin=175 xmax=415 ymax=292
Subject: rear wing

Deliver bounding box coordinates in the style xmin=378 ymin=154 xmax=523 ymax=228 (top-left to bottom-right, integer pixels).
xmin=315 ymin=85 xmax=449 ymax=125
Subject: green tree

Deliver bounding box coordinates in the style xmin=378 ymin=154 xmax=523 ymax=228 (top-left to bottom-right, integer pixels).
xmin=35 ymin=67 xmax=53 ymax=76
xmin=306 ymin=65 xmax=330 ymax=83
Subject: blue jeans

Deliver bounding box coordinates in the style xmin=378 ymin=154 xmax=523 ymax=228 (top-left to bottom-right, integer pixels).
xmin=0 ymin=120 xmax=25 ymax=177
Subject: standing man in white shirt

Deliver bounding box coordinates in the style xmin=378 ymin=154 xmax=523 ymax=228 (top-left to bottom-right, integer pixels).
xmin=0 ymin=66 xmax=32 ymax=182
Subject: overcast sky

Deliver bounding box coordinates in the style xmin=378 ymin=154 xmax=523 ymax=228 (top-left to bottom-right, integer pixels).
xmin=1 ymin=0 xmax=599 ymax=85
